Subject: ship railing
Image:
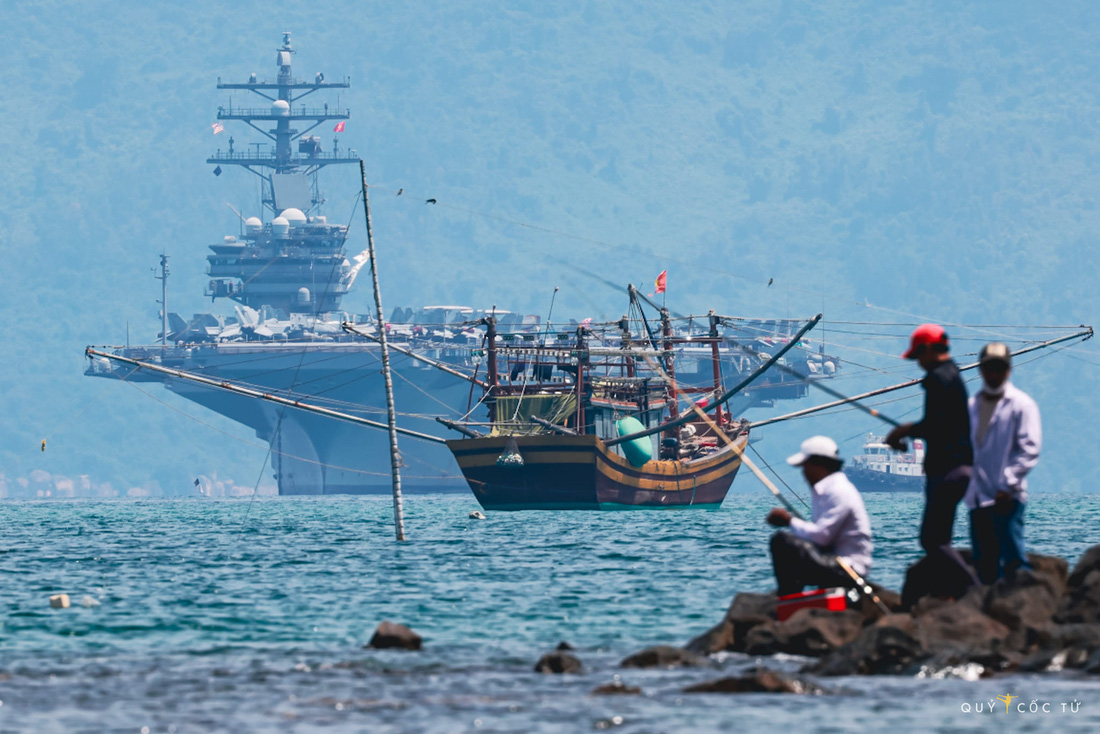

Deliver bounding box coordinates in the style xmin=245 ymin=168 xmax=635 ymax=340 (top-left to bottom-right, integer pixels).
xmin=208 ymin=150 xmax=359 ymax=164
xmin=217 ymin=106 xmax=350 ymax=119
xmin=217 ymin=77 xmax=351 ymax=89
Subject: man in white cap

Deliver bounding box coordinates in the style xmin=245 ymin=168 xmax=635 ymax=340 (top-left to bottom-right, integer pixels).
xmin=766 ymin=436 xmax=873 ymax=596
xmin=965 ymin=342 xmax=1041 ymax=583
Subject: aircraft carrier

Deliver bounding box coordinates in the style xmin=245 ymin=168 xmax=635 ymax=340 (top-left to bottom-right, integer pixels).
xmin=85 ymin=34 xmax=839 ymax=495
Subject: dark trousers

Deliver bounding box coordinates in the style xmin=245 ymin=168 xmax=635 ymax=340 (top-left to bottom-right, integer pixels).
xmin=920 ymin=467 xmax=980 ymax=587
xmin=970 ymin=499 xmax=1029 ymax=584
xmin=769 ymin=532 xmax=853 ymax=597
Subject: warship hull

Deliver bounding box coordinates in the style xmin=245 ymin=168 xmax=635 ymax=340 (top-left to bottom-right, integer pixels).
xmin=91 ymin=342 xmax=475 ymax=494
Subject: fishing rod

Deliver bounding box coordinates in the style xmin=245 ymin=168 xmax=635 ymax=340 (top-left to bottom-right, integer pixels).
xmin=85 ymin=348 xmax=449 ymax=445
xmin=604 ymin=314 xmax=822 ymax=447
xmin=631 ymin=349 xmax=889 ymax=615
xmin=749 ymin=326 xmax=1093 ymax=430
xmin=712 ymin=321 xmax=903 ymax=428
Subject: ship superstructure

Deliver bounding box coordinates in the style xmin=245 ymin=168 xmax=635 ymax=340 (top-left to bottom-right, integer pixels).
xmin=204 ymin=32 xmax=359 ymax=314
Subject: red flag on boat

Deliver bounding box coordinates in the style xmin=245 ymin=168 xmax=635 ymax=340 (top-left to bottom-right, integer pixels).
xmin=333 ymin=121 xmax=346 ymax=132
xmin=211 ymin=122 xmax=224 ymax=135
xmin=654 ymin=270 xmax=667 ymax=294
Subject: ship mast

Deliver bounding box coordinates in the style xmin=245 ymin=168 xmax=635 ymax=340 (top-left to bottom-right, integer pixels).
xmin=154 ymin=253 xmax=169 ymax=347
xmin=203 ymin=33 xmax=360 ymax=315
xmin=207 ymin=31 xmax=357 ymax=215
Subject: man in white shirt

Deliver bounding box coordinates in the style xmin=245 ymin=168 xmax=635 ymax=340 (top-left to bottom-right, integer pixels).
xmin=766 ymin=436 xmax=874 ymax=596
xmin=965 ymin=342 xmax=1041 ymax=583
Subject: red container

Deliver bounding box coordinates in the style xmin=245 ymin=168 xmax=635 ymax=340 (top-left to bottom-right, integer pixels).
xmin=776 ymin=587 xmax=849 ymax=621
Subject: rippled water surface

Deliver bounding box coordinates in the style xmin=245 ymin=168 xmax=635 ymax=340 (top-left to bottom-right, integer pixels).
xmin=2 ymin=492 xmax=1099 ymax=732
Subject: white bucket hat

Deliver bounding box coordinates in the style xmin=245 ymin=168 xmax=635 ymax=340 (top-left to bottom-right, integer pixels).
xmin=786 ymin=435 xmax=841 ymax=466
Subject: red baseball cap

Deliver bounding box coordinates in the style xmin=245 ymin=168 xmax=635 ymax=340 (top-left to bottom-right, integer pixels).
xmin=902 ymin=323 xmax=948 ymax=359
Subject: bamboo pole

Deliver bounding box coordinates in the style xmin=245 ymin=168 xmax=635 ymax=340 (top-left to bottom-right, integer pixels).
xmin=360 ymin=159 xmax=406 ymax=541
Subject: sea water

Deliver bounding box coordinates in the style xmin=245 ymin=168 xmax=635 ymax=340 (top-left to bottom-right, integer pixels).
xmin=1 ymin=492 xmax=1099 ymax=733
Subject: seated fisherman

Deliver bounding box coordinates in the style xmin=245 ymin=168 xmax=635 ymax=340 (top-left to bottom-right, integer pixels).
xmin=765 ymin=436 xmax=873 ymax=596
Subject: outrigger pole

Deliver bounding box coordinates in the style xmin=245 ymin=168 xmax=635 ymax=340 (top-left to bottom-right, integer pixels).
xmin=84 ymin=348 xmax=448 ymax=445
xmin=749 ymin=326 xmax=1093 ymax=430
xmin=360 ymin=159 xmax=407 ymax=542
xmin=341 ymin=322 xmax=489 ymax=389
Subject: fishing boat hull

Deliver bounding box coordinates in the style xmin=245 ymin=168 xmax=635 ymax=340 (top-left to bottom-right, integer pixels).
xmin=446 ymin=434 xmax=746 ymax=511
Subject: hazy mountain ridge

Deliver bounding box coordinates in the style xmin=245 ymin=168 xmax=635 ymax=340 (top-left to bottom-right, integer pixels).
xmin=2 ymin=1 xmax=1096 ymax=494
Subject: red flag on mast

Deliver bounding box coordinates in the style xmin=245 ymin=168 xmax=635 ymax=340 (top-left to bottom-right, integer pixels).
xmin=333 ymin=121 xmax=346 ymax=132
xmin=654 ymin=270 xmax=667 ymax=294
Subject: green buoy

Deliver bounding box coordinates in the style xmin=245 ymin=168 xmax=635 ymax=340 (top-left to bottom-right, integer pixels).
xmin=615 ymin=416 xmax=653 ymax=467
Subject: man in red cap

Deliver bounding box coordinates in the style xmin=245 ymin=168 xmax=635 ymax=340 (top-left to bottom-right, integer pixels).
xmin=886 ymin=324 xmax=977 ymax=597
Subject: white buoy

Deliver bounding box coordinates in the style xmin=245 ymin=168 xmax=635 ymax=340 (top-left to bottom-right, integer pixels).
xmin=469 ymin=510 xmax=486 ymax=520
xmin=49 ymin=594 xmax=70 ymax=609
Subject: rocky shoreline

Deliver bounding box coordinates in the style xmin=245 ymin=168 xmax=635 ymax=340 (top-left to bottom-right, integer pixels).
xmin=366 ymin=544 xmax=1100 ymax=695
xmin=674 ymin=544 xmax=1100 ymax=682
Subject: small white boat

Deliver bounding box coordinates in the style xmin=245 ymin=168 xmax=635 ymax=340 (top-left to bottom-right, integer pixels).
xmin=847 ymin=434 xmax=924 ymax=493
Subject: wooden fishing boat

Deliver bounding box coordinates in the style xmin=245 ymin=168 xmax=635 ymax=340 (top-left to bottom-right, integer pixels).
xmin=438 ymin=293 xmax=811 ymax=511
xmin=447 ymin=432 xmax=746 ymax=510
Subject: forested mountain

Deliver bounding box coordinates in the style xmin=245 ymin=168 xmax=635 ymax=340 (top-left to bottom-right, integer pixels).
xmin=1 ymin=0 xmax=1096 ymax=496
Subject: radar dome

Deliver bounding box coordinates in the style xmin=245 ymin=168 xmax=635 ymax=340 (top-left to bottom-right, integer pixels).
xmin=281 ymin=208 xmax=307 ymax=227
xmin=297 ymin=288 xmax=312 ymax=305
xmin=272 ymin=216 xmax=290 ymax=236
xmin=223 ymin=235 xmax=238 ymax=244
xmin=245 ymin=216 xmax=263 ymax=233
xmin=272 ymin=99 xmax=290 ymax=117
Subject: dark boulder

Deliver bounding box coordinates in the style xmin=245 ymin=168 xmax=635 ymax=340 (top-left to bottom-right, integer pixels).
xmin=983 ymin=568 xmax=1060 ymax=634
xmin=591 ymin=680 xmax=642 ymax=695
xmin=900 ymin=552 xmax=979 ymax=611
xmin=807 ymin=624 xmax=926 ymax=676
xmin=913 ymin=595 xmax=1010 ymax=657
xmin=684 ymin=668 xmax=827 ymax=694
xmin=620 ymin=645 xmax=709 ymax=669
xmin=1028 ymin=553 xmax=1069 ymax=597
xmin=1087 ymin=648 xmax=1100 ymax=674
xmin=1048 ymin=623 xmax=1100 ymax=651
xmin=534 ymin=650 xmax=583 ymax=674
xmin=684 ymin=592 xmax=775 ymax=655
xmin=743 ymin=622 xmax=783 ymax=656
xmin=779 ymin=609 xmax=864 ymax=657
xmin=737 ymin=608 xmax=863 ymax=657
xmin=365 ymin=621 xmax=422 ymax=650
xmin=1067 ymin=545 xmax=1100 ymax=588
xmin=1055 ymin=545 xmax=1100 ymax=625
